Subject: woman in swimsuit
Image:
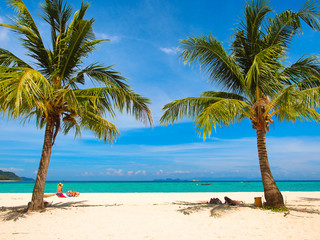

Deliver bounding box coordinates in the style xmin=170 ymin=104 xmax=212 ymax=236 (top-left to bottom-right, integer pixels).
xmin=56 ymin=183 xmax=66 ymax=198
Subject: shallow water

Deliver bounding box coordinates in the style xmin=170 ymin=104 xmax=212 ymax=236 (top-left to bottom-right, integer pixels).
xmin=0 ymin=181 xmax=319 ymax=193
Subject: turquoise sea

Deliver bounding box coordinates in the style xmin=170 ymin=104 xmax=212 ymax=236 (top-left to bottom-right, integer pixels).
xmin=0 ymin=181 xmax=319 ymax=193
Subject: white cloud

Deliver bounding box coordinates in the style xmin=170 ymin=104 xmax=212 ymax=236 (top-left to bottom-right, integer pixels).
xmin=103 ymin=168 xmax=124 ymax=176
xmin=156 ymin=169 xmax=163 ymax=175
xmin=267 ymin=136 xmax=320 ymax=153
xmin=81 ymin=172 xmax=94 ymax=176
xmin=0 ymin=28 xmax=9 ymax=41
xmin=96 ymin=33 xmax=121 ymax=43
xmin=160 ymin=47 xmax=177 ymax=55
xmin=0 ymin=17 xmax=9 ymax=42
xmin=134 ymin=170 xmax=146 ymax=175
xmin=173 ymin=170 xmax=191 ymax=174
xmin=101 ymin=168 xmax=146 ymax=176
xmin=0 ymin=167 xmax=24 ymax=172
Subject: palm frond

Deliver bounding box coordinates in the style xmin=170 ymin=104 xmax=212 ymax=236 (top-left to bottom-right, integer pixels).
xmin=245 ymin=44 xmax=284 ymax=96
xmin=195 ymin=99 xmax=250 ymax=139
xmin=180 ymin=34 xmax=245 ymax=94
xmin=160 ymin=96 xmax=229 ymax=125
xmin=40 ymin=0 xmax=73 ymax=47
xmin=4 ymin=0 xmax=52 ymax=73
xmin=201 ymin=91 xmax=248 ymax=101
xmin=263 ymin=11 xmax=297 ymax=49
xmin=73 ymin=86 xmax=153 ymax=126
xmin=269 ymin=82 xmax=320 ymax=117
xmin=0 ymin=48 xmax=30 ymax=67
xmin=275 ymin=101 xmax=320 ymax=123
xmin=78 ymin=108 xmax=119 ymax=143
xmin=57 ymin=2 xmax=96 ymax=80
xmin=8 ymin=0 xmax=41 ymax=35
xmin=297 ymin=0 xmax=320 ymax=31
xmin=68 ymin=64 xmax=128 ymax=89
xmin=0 ymin=66 xmax=51 ymax=116
xmin=240 ymin=0 xmax=271 ymax=48
xmin=280 ymin=56 xmax=320 ymax=86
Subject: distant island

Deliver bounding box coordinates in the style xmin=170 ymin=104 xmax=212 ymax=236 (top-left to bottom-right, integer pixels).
xmin=0 ymin=170 xmax=34 ymax=181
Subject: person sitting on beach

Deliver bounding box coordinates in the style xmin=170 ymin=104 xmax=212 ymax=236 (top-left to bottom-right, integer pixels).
xmin=67 ymin=190 xmax=80 ymax=197
xmin=224 ymin=196 xmax=243 ymax=205
xmin=209 ymin=197 xmax=222 ymax=204
xmin=56 ymin=183 xmax=66 ymax=198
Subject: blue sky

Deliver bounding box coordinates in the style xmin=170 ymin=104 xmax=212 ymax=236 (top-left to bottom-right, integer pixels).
xmin=0 ymin=0 xmax=320 ymax=181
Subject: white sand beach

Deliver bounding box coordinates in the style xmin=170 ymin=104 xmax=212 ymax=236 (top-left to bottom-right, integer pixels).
xmin=0 ymin=192 xmax=320 ymax=240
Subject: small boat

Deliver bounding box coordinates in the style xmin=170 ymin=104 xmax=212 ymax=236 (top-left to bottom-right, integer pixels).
xmin=201 ymin=182 xmax=212 ymax=185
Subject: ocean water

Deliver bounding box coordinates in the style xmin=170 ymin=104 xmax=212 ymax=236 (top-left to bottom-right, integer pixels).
xmin=0 ymin=181 xmax=319 ymax=193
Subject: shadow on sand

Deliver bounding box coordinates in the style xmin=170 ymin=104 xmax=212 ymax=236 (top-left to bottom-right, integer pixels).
xmin=0 ymin=200 xmax=121 ymax=221
xmin=173 ymin=201 xmax=256 ymax=217
xmin=174 ymin=200 xmax=320 ymax=217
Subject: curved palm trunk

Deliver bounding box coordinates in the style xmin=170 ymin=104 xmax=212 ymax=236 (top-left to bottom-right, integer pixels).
xmin=28 ymin=118 xmax=54 ymax=211
xmin=256 ymin=129 xmax=284 ymax=208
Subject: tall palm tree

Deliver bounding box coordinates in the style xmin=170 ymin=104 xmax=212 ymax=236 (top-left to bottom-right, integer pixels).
xmin=0 ymin=0 xmax=153 ymax=211
xmin=161 ymin=0 xmax=320 ymax=208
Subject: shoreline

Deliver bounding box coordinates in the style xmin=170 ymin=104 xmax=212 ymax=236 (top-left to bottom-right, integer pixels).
xmin=1 ymin=181 xmax=320 ymax=194
xmin=1 ymin=192 xmax=320 ymax=239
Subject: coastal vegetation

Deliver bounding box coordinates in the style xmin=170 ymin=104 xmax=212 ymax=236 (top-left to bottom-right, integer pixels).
xmin=161 ymin=0 xmax=320 ymax=208
xmin=0 ymin=0 xmax=153 ymax=211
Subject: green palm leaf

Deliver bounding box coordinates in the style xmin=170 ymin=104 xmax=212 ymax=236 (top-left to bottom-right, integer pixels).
xmin=180 ymin=35 xmax=245 ymax=94
xmin=0 ymin=0 xmax=153 ymax=210
xmin=161 ymin=0 xmax=320 ymax=208
xmin=195 ymin=99 xmax=250 ymax=139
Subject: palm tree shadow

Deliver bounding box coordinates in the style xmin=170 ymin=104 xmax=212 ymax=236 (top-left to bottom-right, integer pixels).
xmin=0 ymin=206 xmax=28 ymax=222
xmin=1 ymin=201 xmax=121 ymax=221
xmin=48 ymin=200 xmax=89 ymax=209
xmin=174 ymin=201 xmax=256 ymax=217
xmin=284 ymin=197 xmax=320 ymax=215
xmin=48 ymin=201 xmax=121 ymax=209
xmin=299 ymin=197 xmax=320 ymax=202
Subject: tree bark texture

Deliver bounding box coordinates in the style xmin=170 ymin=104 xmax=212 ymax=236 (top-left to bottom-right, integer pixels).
xmin=28 ymin=118 xmax=55 ymax=211
xmin=256 ymin=129 xmax=284 ymax=208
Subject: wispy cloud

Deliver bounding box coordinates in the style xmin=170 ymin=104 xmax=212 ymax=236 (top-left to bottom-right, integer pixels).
xmin=156 ymin=169 xmax=164 ymax=175
xmin=102 ymin=168 xmax=124 ymax=176
xmin=96 ymin=33 xmax=121 ymax=43
xmin=173 ymin=170 xmax=191 ymax=174
xmin=81 ymin=172 xmax=95 ymax=176
xmin=1 ymin=117 xmax=320 ymax=180
xmin=100 ymin=168 xmax=146 ymax=176
xmin=0 ymin=17 xmax=9 ymax=42
xmin=135 ymin=170 xmax=146 ymax=175
xmin=0 ymin=167 xmax=24 ymax=172
xmin=160 ymin=47 xmax=178 ymax=55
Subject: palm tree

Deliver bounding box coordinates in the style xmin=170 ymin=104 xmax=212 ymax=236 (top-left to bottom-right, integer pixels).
xmin=161 ymin=0 xmax=320 ymax=208
xmin=0 ymin=0 xmax=153 ymax=211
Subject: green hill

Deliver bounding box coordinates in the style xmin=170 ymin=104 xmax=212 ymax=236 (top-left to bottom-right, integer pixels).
xmin=0 ymin=170 xmax=22 ymax=181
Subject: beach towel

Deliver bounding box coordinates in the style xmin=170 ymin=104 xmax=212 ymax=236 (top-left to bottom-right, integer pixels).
xmin=56 ymin=192 xmax=66 ymax=198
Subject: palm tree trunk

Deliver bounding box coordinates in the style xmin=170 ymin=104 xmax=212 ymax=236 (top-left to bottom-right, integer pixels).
xmin=256 ymin=129 xmax=284 ymax=208
xmin=28 ymin=118 xmax=54 ymax=211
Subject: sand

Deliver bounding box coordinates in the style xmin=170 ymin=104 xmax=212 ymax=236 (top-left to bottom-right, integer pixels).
xmin=0 ymin=192 xmax=320 ymax=240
